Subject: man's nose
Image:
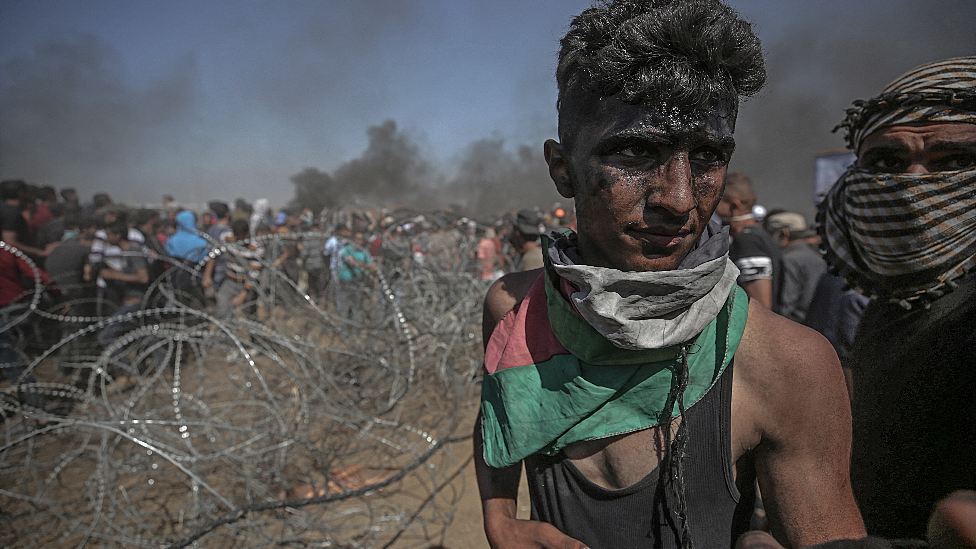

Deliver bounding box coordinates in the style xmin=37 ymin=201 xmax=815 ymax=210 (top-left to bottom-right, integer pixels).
xmin=906 ymin=162 xmax=930 ymax=174
xmin=649 ymin=154 xmax=697 ymax=215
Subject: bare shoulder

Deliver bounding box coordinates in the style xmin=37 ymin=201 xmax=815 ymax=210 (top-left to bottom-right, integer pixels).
xmin=732 ymin=299 xmax=851 ymax=452
xmin=482 ymin=269 xmax=543 ymax=348
xmin=736 ymin=299 xmax=844 ymax=393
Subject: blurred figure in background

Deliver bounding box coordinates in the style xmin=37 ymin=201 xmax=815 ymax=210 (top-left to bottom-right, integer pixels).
xmin=509 ymin=210 xmax=544 ymax=272
xmin=336 ymin=232 xmax=373 ymax=322
xmin=716 ymin=173 xmax=782 ymax=311
xmin=477 ymin=228 xmax=503 ymax=280
xmin=765 ymin=212 xmax=827 ymax=324
xmin=163 ymin=210 xmax=209 ymax=305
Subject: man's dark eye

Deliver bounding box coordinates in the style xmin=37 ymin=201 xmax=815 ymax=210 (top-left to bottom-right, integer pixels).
xmin=859 ymin=154 xmax=907 ymax=173
xmin=691 ymin=147 xmax=726 ymax=164
xmin=618 ymin=145 xmax=654 ymax=157
xmin=936 ymin=154 xmax=976 ymax=171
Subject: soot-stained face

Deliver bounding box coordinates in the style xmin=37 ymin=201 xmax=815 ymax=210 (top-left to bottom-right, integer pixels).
xmin=545 ymin=95 xmax=735 ymax=272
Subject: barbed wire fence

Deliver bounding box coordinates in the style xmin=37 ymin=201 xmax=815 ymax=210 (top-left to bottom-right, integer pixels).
xmin=0 ymin=231 xmax=489 ymax=548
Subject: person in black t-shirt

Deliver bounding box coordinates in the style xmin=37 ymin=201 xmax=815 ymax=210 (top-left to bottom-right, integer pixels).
xmin=818 ymin=57 xmax=976 ymax=544
xmin=715 ymin=173 xmax=783 ymax=312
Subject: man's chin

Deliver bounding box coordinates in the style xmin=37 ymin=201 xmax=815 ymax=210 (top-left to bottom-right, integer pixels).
xmin=631 ymin=258 xmax=684 ymax=272
xmin=612 ymin=251 xmax=687 ymax=273
xmin=579 ymin=238 xmax=689 ymax=271
xmin=631 ymin=244 xmax=693 ymax=271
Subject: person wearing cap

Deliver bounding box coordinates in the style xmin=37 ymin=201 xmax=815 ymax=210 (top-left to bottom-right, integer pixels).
xmin=715 ymin=173 xmax=783 ymax=312
xmin=816 ymin=57 xmax=976 ymax=542
xmin=765 ymin=212 xmax=826 ymax=324
xmin=510 ymin=210 xmax=544 ymax=272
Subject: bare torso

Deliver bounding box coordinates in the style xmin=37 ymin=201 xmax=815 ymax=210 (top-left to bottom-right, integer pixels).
xmin=563 ymin=422 xmax=672 ymax=490
xmin=479 ymin=268 xmax=864 ymax=545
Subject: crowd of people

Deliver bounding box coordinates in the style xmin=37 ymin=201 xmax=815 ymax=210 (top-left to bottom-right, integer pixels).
xmin=0 ymin=179 xmax=574 ymax=413
xmin=716 ymin=173 xmax=871 ymax=371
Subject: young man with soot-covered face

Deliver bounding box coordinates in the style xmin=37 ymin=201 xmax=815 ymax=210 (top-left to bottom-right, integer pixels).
xmin=473 ymin=1 xmax=867 ymax=548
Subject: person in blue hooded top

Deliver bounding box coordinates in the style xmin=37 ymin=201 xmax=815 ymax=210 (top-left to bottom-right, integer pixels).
xmin=164 ymin=209 xmax=210 ymax=297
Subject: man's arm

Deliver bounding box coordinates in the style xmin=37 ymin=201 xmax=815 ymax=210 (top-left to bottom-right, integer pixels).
xmin=202 ymin=257 xmax=217 ymax=288
xmin=739 ymin=278 xmax=774 ymax=310
xmin=474 ymin=414 xmax=586 ymax=549
xmin=734 ymin=303 xmax=865 ymax=547
xmin=476 ymin=272 xmax=587 ymax=549
xmin=100 ymin=267 xmax=149 ymax=285
xmin=11 ymin=250 xmax=61 ymax=297
xmin=2 ymin=229 xmax=54 ymax=258
xmin=738 ymin=491 xmax=976 ymax=549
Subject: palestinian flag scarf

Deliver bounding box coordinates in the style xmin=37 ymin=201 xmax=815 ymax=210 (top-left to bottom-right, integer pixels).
xmin=479 ymin=233 xmax=749 ymax=469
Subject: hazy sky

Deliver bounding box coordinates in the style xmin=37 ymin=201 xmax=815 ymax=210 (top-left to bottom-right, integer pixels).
xmin=2 ymin=0 xmax=974 ymax=218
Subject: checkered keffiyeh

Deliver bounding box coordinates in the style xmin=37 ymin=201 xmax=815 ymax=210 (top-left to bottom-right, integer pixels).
xmin=819 ymin=57 xmax=976 ymax=306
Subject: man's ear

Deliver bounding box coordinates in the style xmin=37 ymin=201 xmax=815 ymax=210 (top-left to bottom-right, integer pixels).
xmin=730 ymin=197 xmax=747 ymax=217
xmin=544 ymin=139 xmax=574 ymax=199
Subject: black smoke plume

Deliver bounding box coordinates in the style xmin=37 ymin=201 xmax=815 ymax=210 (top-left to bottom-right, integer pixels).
xmin=446 ymin=139 xmax=561 ymax=215
xmin=331 ymin=120 xmax=431 ymax=208
xmin=289 ymin=123 xmax=563 ymax=217
xmin=0 ymin=33 xmax=198 ymax=197
xmin=288 ymin=168 xmax=335 ymax=216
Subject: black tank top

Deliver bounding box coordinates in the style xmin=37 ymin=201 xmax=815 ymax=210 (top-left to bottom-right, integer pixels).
xmin=525 ymin=360 xmax=750 ymax=548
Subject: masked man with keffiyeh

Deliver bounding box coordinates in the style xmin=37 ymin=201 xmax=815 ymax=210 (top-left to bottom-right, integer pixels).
xmin=817 ymin=56 xmax=976 ymax=543
xmin=473 ymin=2 xmax=867 ymax=548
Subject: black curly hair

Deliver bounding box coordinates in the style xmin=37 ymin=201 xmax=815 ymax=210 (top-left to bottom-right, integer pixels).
xmin=556 ymin=0 xmax=766 ymax=146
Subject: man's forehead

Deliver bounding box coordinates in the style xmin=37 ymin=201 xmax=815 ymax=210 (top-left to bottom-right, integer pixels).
xmin=589 ymin=96 xmax=735 ymax=137
xmin=861 ymin=121 xmax=976 ymax=146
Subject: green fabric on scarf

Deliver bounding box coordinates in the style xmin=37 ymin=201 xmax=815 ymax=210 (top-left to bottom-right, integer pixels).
xmin=480 ymin=277 xmax=748 ymax=469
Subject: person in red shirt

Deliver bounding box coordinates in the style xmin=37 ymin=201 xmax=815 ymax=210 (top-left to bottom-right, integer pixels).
xmin=1 ymin=244 xmax=60 ymax=414
xmin=27 ymin=185 xmax=57 ymax=235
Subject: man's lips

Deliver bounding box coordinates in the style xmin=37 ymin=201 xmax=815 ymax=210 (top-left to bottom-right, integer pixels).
xmin=626 ymin=226 xmax=691 ymax=248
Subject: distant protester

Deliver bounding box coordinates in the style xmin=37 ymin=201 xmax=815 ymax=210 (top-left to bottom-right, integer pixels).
xmin=164 ymin=210 xmax=209 ymax=264
xmin=765 ymin=211 xmax=827 ymax=323
xmin=164 ymin=210 xmax=209 ymax=302
xmin=510 ymin=210 xmax=544 ymax=271
xmin=250 ymin=199 xmax=271 ymax=237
